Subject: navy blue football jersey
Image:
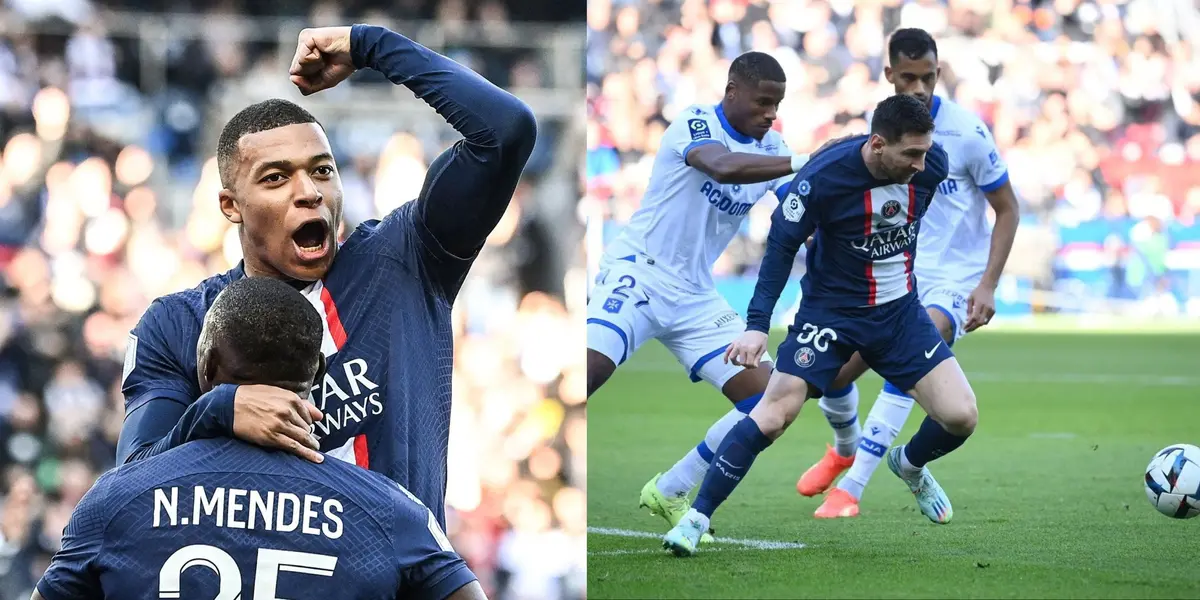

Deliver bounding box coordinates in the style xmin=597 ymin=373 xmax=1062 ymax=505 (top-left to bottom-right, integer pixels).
xmin=746 ymin=136 xmax=949 ymax=331
xmin=36 ymin=438 xmax=476 ymax=600
xmin=116 ymin=24 xmax=537 ymax=529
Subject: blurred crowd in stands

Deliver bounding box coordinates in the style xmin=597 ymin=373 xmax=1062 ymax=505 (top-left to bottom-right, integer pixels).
xmin=585 ymin=0 xmax=1200 ymax=317
xmin=0 ymin=0 xmax=585 ymax=599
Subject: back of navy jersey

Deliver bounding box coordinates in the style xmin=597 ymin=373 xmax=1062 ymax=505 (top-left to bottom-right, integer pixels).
xmin=746 ymin=136 xmax=949 ymax=329
xmin=120 ymin=201 xmax=464 ymax=526
xmin=38 ymin=438 xmax=474 ymax=600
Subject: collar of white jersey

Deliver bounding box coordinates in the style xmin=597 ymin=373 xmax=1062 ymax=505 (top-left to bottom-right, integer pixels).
xmin=714 ymin=103 xmax=754 ymax=144
xmin=930 ymin=95 xmax=942 ymax=120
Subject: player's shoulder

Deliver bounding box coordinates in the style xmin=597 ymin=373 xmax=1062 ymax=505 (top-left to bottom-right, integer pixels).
xmin=917 ymin=141 xmax=950 ymax=185
xmin=134 ymin=265 xmax=242 ymax=340
xmin=675 ymin=104 xmax=717 ymax=122
xmin=935 ymin=97 xmax=995 ymax=147
xmin=790 ymin=135 xmax=868 ymax=192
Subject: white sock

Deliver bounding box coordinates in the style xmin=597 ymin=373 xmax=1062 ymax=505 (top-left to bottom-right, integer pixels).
xmin=837 ymin=389 xmax=915 ymax=499
xmin=657 ymin=409 xmax=745 ymax=498
xmin=818 ymin=385 xmax=861 ymax=458
xmin=657 ymin=448 xmax=708 ymax=498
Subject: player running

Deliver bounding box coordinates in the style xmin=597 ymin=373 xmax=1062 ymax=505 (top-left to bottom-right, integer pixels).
xmin=796 ymin=28 xmax=1018 ymax=520
xmin=664 ymin=94 xmax=978 ymax=557
xmin=35 ymin=278 xmax=484 ymax=600
xmin=585 ymin=51 xmax=812 ymax=539
xmin=116 ymin=24 xmax=535 ymax=526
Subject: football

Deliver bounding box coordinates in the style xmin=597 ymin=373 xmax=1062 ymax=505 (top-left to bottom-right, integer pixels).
xmin=1144 ymin=444 xmax=1200 ymax=519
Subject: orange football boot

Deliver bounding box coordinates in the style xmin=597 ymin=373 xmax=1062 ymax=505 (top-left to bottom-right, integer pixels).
xmin=796 ymin=444 xmax=855 ymax=497
xmin=813 ymin=487 xmax=860 ymax=518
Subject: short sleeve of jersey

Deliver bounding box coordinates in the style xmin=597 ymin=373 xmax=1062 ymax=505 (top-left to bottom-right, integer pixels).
xmin=121 ymin=298 xmax=199 ymax=414
xmin=667 ymin=107 xmax=725 ymax=166
xmin=36 ymin=471 xmax=115 ymax=600
xmin=392 ymin=483 xmax=477 ymax=600
xmin=964 ymin=123 xmax=1008 ymax=193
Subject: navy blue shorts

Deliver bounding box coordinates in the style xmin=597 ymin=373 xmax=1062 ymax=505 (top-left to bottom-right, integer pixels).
xmin=775 ymin=293 xmax=954 ymax=396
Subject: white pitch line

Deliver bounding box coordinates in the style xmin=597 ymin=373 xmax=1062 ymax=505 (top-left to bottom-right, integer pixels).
xmin=588 ymin=526 xmax=806 ymax=550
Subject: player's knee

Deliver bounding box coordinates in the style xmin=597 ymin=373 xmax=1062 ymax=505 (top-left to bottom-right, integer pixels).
xmin=751 ymin=385 xmax=807 ymax=438
xmin=940 ymin=393 xmax=978 ymax=436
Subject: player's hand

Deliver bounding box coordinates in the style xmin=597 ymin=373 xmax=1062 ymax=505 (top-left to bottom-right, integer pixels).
xmin=963 ymin=283 xmax=997 ymax=332
xmin=725 ymin=330 xmax=769 ymax=368
xmin=232 ymin=384 xmax=325 ymax=463
xmin=289 ymin=26 xmax=356 ymax=96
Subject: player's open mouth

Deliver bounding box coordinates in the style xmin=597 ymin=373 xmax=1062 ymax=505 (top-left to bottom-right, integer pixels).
xmin=292 ymin=219 xmax=330 ymax=261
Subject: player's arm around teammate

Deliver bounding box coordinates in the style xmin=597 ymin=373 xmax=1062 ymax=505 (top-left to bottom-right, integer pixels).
xmin=290 ymin=25 xmax=536 ymax=298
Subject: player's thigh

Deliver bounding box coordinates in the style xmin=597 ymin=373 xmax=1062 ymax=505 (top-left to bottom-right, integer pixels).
xmin=659 ymin=294 xmax=774 ymax=398
xmin=829 ymin=351 xmax=871 ymax=391
xmin=919 ymin=283 xmax=968 ymax=344
xmin=862 ymin=296 xmax=960 ymax=409
xmin=586 ymin=265 xmax=661 ymax=376
xmin=747 ymin=368 xmax=811 ymax=439
xmin=909 ymin=357 xmax=978 ymax=435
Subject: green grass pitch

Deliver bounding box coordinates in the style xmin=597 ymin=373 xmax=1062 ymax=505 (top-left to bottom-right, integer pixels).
xmin=588 ymin=330 xmax=1200 ymax=598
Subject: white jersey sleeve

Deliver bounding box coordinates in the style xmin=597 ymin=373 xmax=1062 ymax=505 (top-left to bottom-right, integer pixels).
xmin=964 ymin=124 xmax=1009 ymax=193
xmin=664 ymin=108 xmax=727 ymax=167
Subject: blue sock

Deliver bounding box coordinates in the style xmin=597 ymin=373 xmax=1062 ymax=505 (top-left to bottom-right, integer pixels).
xmin=902 ymin=415 xmax=969 ymax=468
xmin=692 ymin=416 xmax=773 ymax=518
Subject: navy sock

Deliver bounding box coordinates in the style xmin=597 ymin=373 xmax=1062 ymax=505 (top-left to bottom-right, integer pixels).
xmin=692 ymin=417 xmax=773 ymax=518
xmin=902 ymin=415 xmax=969 ymax=468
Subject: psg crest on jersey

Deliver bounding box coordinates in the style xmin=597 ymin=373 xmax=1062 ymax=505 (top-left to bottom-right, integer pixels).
xmin=794 ymin=346 xmax=815 ymax=368
xmin=881 ymin=199 xmax=902 ymax=219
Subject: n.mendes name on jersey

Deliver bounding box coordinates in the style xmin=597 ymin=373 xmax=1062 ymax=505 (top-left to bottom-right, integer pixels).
xmin=151 ymin=485 xmax=345 ymax=540
xmin=602 ymin=103 xmax=792 ymax=289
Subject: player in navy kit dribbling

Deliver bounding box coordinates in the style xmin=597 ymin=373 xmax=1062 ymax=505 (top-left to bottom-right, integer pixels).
xmin=663 ymin=94 xmax=980 ymax=556
xmin=34 ymin=278 xmax=484 ymax=600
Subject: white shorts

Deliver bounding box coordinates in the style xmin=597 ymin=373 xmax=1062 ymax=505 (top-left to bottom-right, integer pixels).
xmin=586 ymin=256 xmax=772 ymax=390
xmin=918 ymin=281 xmax=970 ymax=343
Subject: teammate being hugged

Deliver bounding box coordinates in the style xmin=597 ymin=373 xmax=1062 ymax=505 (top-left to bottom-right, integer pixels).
xmin=585 ymin=52 xmax=814 ymax=541
xmin=35 ymin=278 xmax=485 ymax=600
xmin=663 ymin=94 xmax=977 ymax=557
xmin=797 ymin=28 xmax=1018 ymax=520
xmin=116 ymin=25 xmax=536 ymax=525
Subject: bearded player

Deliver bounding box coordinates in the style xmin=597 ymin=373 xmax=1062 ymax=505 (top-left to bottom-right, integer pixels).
xmin=116 ymin=24 xmax=536 ymax=526
xmin=664 ymin=95 xmax=978 ymax=557
xmin=795 ymin=28 xmax=1018 ymax=520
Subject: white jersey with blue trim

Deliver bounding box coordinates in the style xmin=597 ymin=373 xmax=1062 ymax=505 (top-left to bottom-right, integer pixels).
xmin=603 ymin=103 xmax=792 ymax=290
xmin=914 ymin=96 xmax=1010 ymax=285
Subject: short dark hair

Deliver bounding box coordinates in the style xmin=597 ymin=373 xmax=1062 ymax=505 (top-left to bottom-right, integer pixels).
xmin=729 ymin=51 xmax=786 ymax=86
xmin=870 ymin=94 xmax=935 ymax=143
xmin=206 ymin=277 xmax=323 ymax=385
xmin=888 ymin=28 xmax=938 ymax=65
xmin=216 ymin=99 xmax=321 ymax=188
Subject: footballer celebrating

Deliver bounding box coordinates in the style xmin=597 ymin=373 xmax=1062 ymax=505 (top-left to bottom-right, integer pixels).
xmin=116 ymin=24 xmax=536 ymax=526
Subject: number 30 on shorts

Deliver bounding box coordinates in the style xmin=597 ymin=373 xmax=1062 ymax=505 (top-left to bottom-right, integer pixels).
xmin=796 ymin=323 xmax=837 ymax=352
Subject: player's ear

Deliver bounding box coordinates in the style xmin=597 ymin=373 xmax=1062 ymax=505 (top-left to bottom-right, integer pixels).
xmin=313 ymin=353 xmax=327 ymax=386
xmin=198 ymin=344 xmax=219 ymax=394
xmin=218 ymin=188 xmax=243 ymax=225
xmin=883 ymin=65 xmax=894 ymax=84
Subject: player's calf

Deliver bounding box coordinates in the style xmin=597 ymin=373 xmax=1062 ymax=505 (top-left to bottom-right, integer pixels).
xmin=900 ymin=358 xmax=977 ymax=471
xmin=666 ymin=371 xmax=809 ymax=553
